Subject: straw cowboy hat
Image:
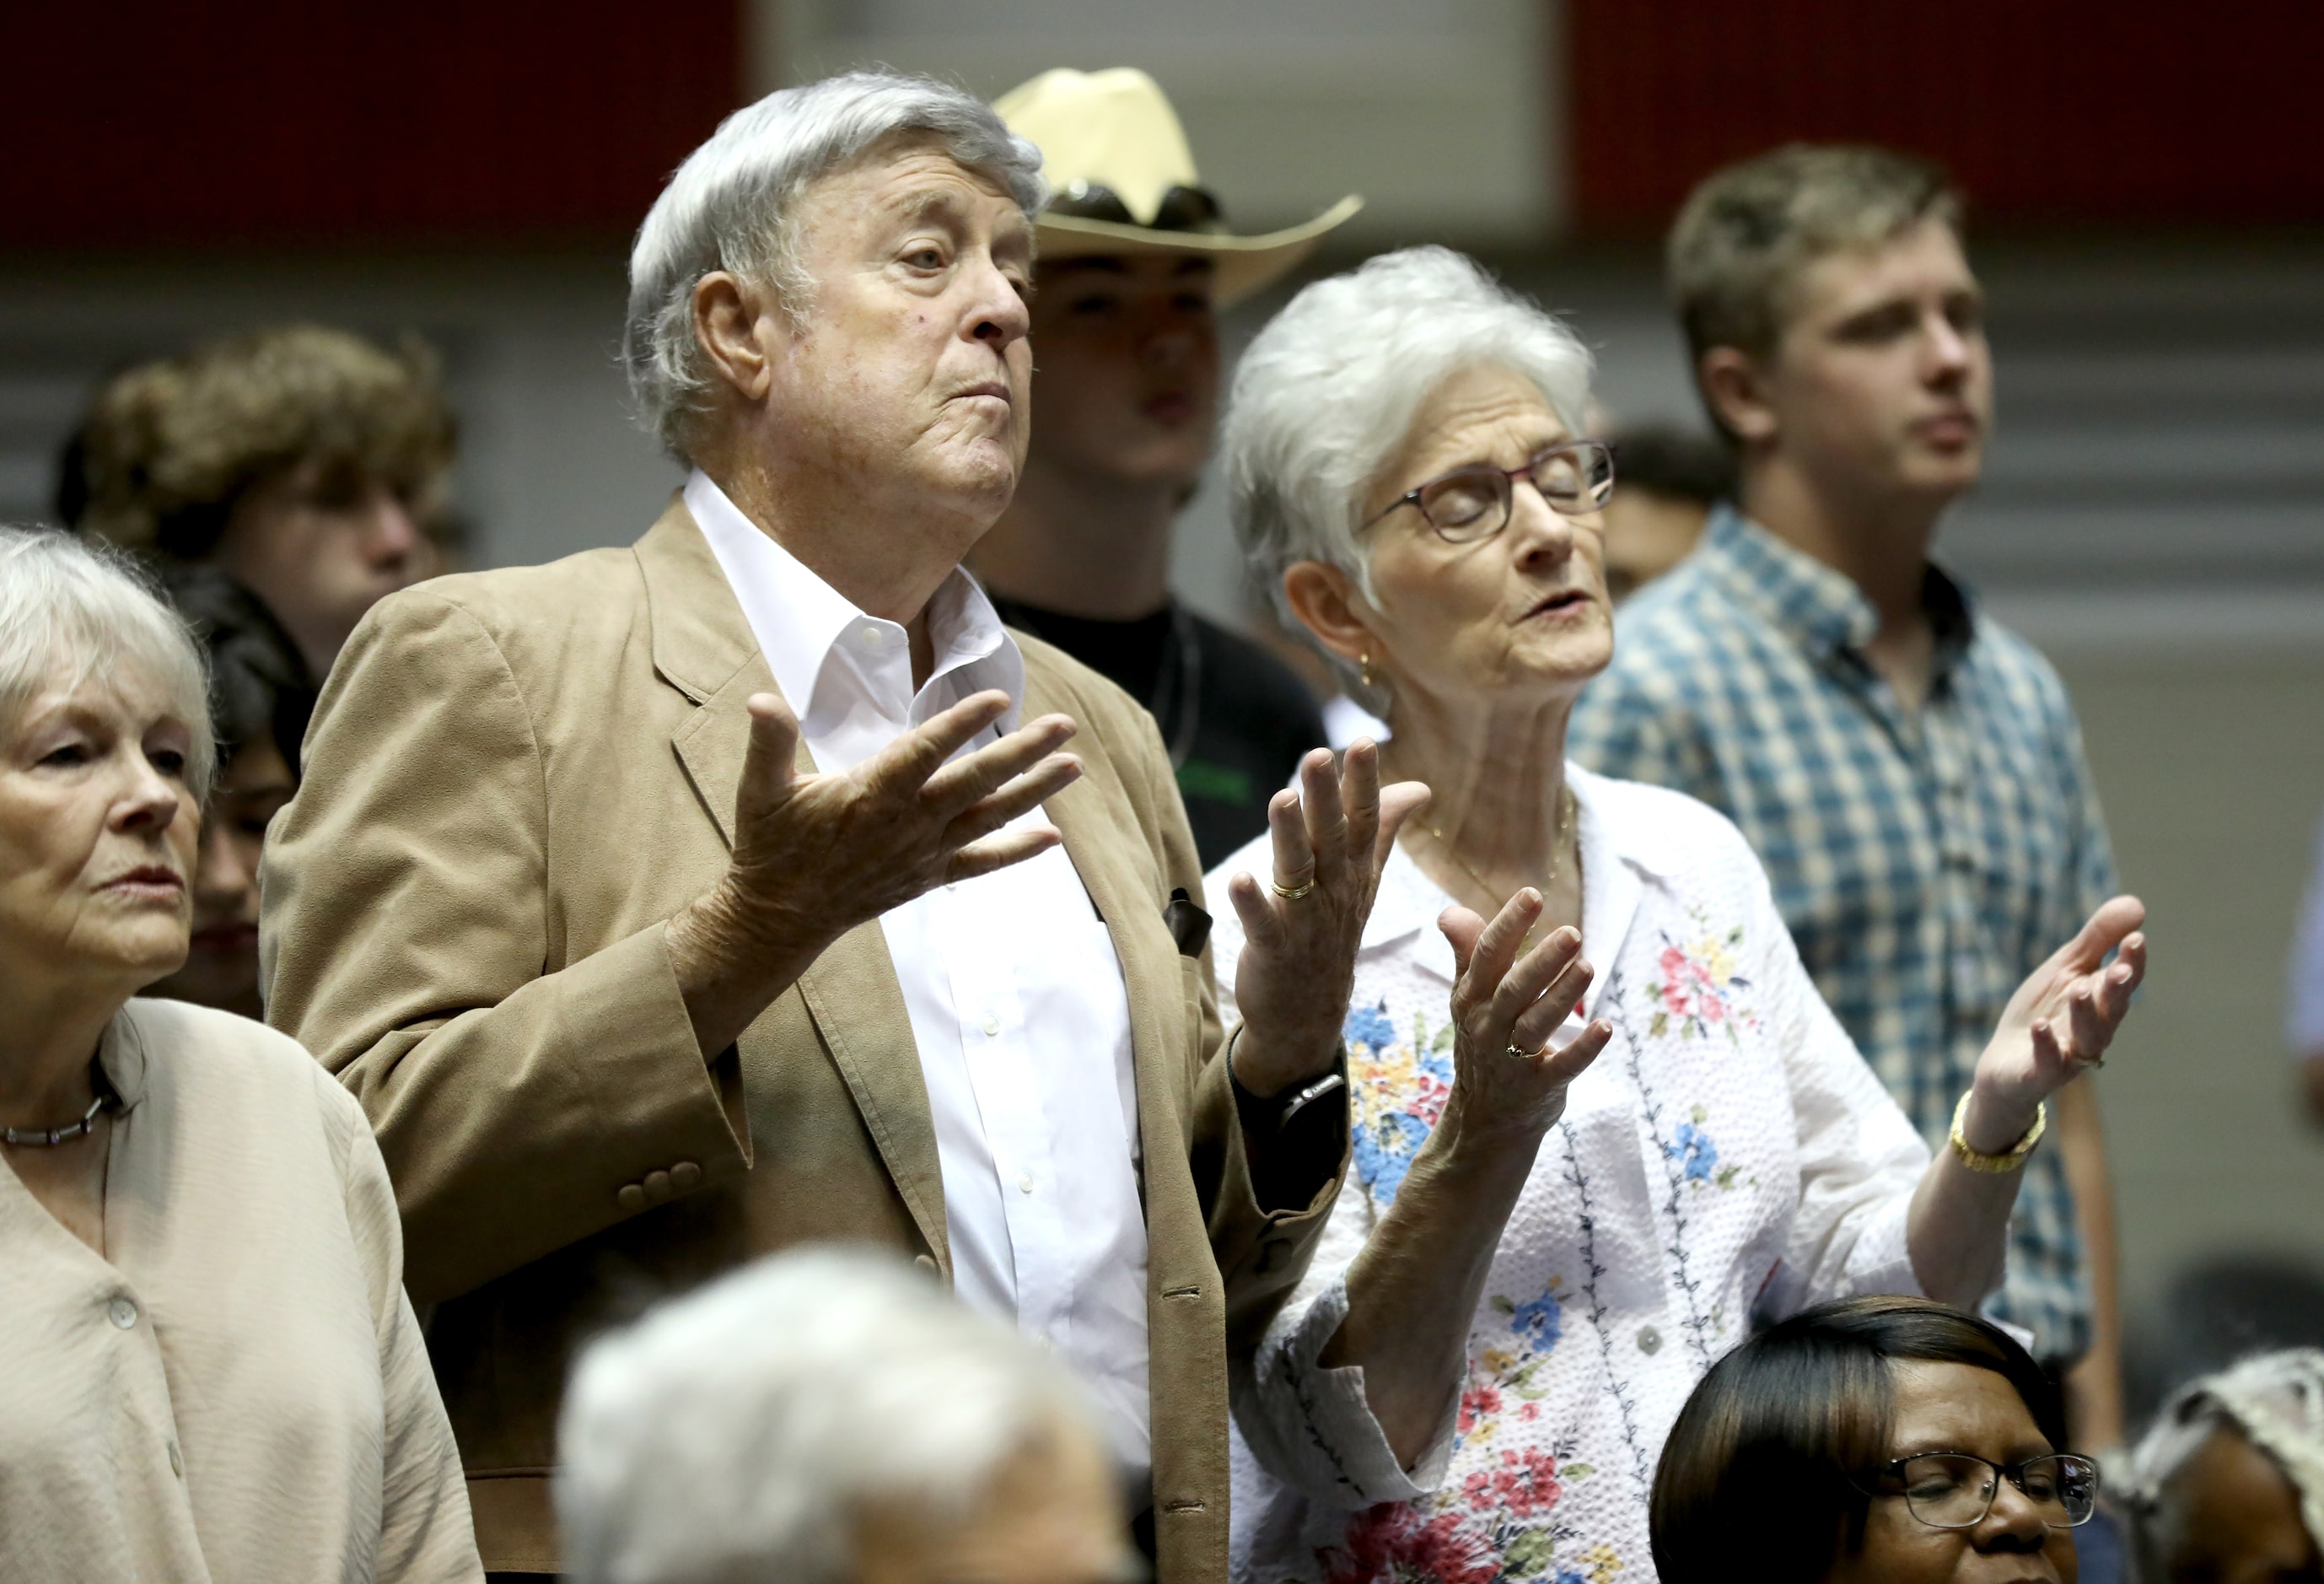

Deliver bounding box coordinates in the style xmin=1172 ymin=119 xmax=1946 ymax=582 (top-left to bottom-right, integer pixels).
xmin=994 ymin=67 xmax=1362 ymax=308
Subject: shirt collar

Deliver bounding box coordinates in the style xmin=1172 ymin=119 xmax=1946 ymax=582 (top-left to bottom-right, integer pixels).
xmin=1698 ymin=504 xmax=1979 ymax=679
xmin=1360 ymin=762 xmax=1685 ymax=977
xmin=685 ymin=469 xmax=1025 ymax=735
xmin=98 ymin=1004 xmax=151 ymax=1113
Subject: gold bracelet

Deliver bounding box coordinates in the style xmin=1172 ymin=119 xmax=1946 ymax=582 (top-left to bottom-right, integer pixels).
xmin=1949 ymin=1091 xmax=2046 ymax=1173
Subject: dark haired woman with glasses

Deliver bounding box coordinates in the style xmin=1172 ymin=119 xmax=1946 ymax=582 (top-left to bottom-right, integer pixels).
xmin=1208 ymin=246 xmax=2147 ymax=1582
xmin=1653 ymin=1296 xmax=2095 ymax=1582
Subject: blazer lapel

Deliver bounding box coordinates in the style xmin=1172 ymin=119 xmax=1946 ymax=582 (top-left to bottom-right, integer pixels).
xmin=1031 ymin=668 xmax=1183 ymax=1170
xmin=638 ymin=497 xmax=950 ymax=1263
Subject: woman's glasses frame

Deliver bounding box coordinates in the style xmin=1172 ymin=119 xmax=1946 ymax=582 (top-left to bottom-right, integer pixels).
xmin=1857 ymin=1451 xmax=2101 ymax=1531
xmin=1361 ymin=439 xmax=1617 ymax=546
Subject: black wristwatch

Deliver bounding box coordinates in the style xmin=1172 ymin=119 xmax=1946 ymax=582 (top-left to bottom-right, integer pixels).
xmin=1229 ymin=1032 xmax=1348 ymax=1132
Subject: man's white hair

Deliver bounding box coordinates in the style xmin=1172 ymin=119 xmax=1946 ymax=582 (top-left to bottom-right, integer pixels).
xmin=0 ymin=526 xmax=214 ymax=798
xmin=2125 ymin=1347 xmax=2324 ymax=1552
xmin=1223 ymin=245 xmax=1595 ymax=714
xmin=557 ymin=1247 xmax=1098 ymax=1584
xmin=623 ymin=70 xmax=1047 ymax=460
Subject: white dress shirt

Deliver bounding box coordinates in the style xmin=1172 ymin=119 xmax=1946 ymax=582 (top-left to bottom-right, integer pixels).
xmin=687 ymin=471 xmax=1152 ymax=1473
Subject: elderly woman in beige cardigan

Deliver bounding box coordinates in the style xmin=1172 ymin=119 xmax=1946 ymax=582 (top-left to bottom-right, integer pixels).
xmin=0 ymin=525 xmax=479 ymax=1583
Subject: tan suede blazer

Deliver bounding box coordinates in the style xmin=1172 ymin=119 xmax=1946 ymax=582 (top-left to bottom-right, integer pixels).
xmin=261 ymin=498 xmax=1342 ymax=1580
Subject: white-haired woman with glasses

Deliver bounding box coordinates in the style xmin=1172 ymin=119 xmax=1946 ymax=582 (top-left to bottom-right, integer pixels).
xmin=0 ymin=526 xmax=479 ymax=1582
xmin=1202 ymin=248 xmax=2150 ymax=1582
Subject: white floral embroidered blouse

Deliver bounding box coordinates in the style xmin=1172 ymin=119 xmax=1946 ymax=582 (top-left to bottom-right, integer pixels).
xmin=1208 ymin=766 xmax=1936 ymax=1584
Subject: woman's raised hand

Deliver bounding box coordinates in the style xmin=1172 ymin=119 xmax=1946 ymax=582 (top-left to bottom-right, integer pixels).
xmin=1224 ymin=741 xmax=1430 ymax=1096
xmin=1964 ymin=895 xmax=2147 ymax=1150
xmin=1434 ymin=892 xmax=1613 ymax=1160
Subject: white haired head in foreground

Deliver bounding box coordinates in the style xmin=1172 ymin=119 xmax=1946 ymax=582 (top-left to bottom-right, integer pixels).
xmin=0 ymin=525 xmax=214 ymax=799
xmin=623 ymin=70 xmax=1046 ymax=459
xmin=2124 ymin=1347 xmax=2324 ymax=1581
xmin=557 ymin=1247 xmax=1132 ymax=1584
xmin=1224 ymin=245 xmax=1594 ymax=712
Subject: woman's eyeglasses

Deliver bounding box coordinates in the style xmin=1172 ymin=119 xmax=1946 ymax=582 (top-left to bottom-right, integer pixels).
xmin=1862 ymin=1452 xmax=2101 ymax=1531
xmin=1363 ymin=440 xmax=1617 ymax=546
xmin=1046 ymin=180 xmax=1228 ymax=234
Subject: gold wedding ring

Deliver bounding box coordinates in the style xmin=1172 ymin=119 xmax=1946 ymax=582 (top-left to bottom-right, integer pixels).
xmin=1270 ymin=877 xmax=1316 ymax=901
xmin=1506 ymin=1043 xmax=1545 ymax=1060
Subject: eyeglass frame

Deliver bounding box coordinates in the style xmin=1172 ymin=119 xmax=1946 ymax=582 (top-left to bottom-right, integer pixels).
xmin=1853 ymin=1450 xmax=2101 ymax=1531
xmin=1358 ymin=439 xmax=1617 ymax=546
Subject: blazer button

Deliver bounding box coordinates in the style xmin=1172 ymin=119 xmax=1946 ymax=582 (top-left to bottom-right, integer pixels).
xmin=669 ymin=1161 xmax=702 ymax=1192
xmin=643 ymin=1170 xmax=673 ymax=1205
xmin=913 ymin=1253 xmax=939 ymax=1274
xmin=616 ymin=1183 xmax=647 ymax=1212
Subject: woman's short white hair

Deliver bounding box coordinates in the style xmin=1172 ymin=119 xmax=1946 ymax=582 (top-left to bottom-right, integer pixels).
xmin=557 ymin=1247 xmax=1101 ymax=1584
xmin=2125 ymin=1348 xmax=2324 ymax=1551
xmin=1224 ymin=245 xmax=1595 ymax=712
xmin=623 ymin=70 xmax=1047 ymax=459
xmin=0 ymin=526 xmax=214 ymax=798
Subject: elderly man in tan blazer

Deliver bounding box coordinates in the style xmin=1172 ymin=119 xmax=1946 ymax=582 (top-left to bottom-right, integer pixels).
xmin=261 ymin=71 xmax=1427 ymax=1582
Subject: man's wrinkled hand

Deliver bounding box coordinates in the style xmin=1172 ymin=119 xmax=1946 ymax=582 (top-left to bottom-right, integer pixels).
xmin=669 ymin=689 xmax=1081 ymax=1055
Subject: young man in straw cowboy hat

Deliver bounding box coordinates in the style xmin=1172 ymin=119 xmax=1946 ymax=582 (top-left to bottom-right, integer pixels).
xmin=973 ymin=68 xmax=1360 ymax=867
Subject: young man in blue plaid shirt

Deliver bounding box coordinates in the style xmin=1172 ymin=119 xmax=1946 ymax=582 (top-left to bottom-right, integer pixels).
xmin=1568 ymin=145 xmax=2128 ymax=1447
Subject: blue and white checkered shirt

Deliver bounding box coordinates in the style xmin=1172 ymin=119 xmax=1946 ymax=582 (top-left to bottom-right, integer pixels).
xmin=1568 ymin=506 xmax=2118 ymax=1364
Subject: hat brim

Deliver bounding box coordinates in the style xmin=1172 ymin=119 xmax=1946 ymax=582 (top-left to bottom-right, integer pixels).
xmin=1033 ymin=195 xmax=1363 ymax=308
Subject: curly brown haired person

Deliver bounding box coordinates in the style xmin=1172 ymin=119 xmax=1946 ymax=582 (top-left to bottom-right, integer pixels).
xmin=60 ymin=324 xmax=458 ymax=676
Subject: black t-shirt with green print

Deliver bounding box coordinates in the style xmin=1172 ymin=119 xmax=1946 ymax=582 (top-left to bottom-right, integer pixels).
xmin=987 ymin=595 xmax=1328 ymax=870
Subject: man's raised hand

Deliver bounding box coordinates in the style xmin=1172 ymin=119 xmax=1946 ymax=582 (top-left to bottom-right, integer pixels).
xmin=670 ymin=688 xmax=1080 ymax=1055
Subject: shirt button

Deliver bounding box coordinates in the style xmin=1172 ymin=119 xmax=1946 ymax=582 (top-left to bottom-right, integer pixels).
xmin=669 ymin=1161 xmax=702 ymax=1193
xmin=108 ymin=1297 xmax=138 ymax=1330
xmin=616 ymin=1183 xmax=648 ymax=1212
xmin=643 ymin=1169 xmax=673 ymax=1204
xmin=982 ymin=1014 xmax=1002 ymax=1037
xmin=1017 ymin=1172 xmax=1036 ymax=1194
xmin=1636 ymin=1324 xmax=1663 ymax=1355
xmin=913 ymin=1253 xmax=939 ymax=1274
xmin=861 ymin=624 xmax=885 ymax=647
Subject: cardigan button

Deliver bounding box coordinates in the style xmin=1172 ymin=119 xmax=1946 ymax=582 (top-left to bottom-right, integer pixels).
xmin=913 ymin=1253 xmax=939 ymax=1274
xmin=669 ymin=1161 xmax=702 ymax=1192
xmin=616 ymin=1183 xmax=648 ymax=1212
xmin=642 ymin=1170 xmax=673 ymax=1205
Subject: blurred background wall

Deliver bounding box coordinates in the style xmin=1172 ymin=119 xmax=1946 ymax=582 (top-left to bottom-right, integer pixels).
xmin=7 ymin=0 xmax=2321 ymax=1401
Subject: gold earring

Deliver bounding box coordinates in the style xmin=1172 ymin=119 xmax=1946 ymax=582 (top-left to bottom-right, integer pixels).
xmin=1358 ymin=652 xmax=1376 ymax=688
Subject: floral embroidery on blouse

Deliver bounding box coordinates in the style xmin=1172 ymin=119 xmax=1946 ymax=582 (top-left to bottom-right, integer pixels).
xmin=1323 ymin=1436 xmax=1620 ymax=1584
xmin=1644 ymin=914 xmax=1755 ymax=1045
xmin=1665 ymin=1107 xmax=1756 ymax=1193
xmin=1318 ymin=1283 xmax=1620 ymax=1581
xmin=1344 ymin=999 xmax=1454 ymax=1205
xmin=1216 ymin=773 xmax=1934 ymax=1584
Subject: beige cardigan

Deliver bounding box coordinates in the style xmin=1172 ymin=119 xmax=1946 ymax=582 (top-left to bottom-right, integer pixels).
xmin=0 ymin=997 xmax=481 ymax=1583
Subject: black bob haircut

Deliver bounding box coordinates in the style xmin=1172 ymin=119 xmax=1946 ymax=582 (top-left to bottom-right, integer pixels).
xmin=1650 ymin=1296 xmax=2066 ymax=1584
xmin=159 ymin=565 xmax=316 ymax=780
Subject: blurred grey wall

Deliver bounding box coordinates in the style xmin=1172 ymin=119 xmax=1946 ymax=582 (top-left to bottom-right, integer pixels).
xmin=0 ymin=252 xmax=681 ymax=569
